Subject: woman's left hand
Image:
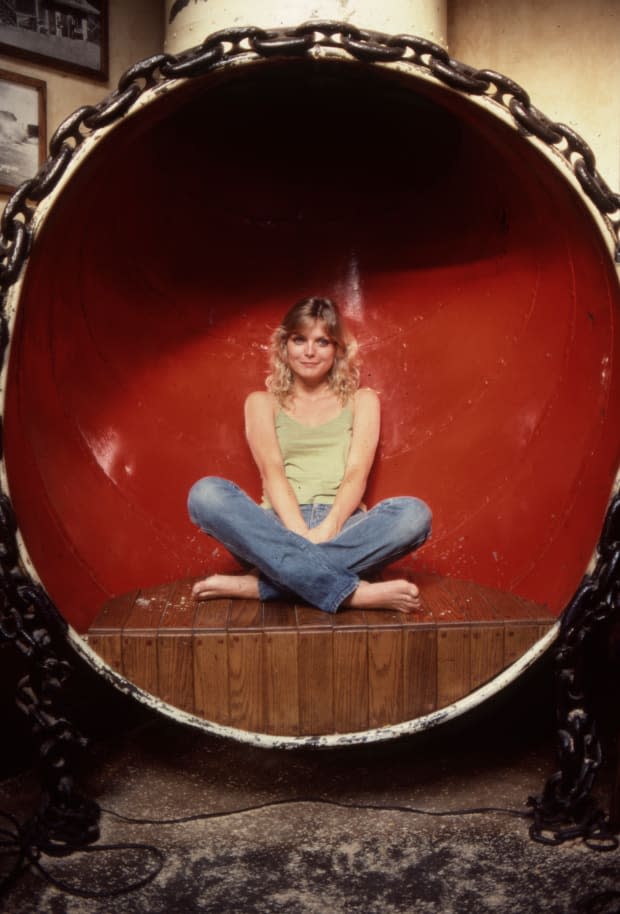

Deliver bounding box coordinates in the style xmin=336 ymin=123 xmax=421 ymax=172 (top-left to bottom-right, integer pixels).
xmin=305 ymin=516 xmax=340 ymax=544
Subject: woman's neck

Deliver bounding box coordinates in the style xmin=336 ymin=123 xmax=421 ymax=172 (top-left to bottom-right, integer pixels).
xmin=291 ymin=379 xmax=333 ymax=402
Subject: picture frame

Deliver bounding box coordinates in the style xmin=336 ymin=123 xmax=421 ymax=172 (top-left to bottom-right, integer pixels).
xmin=0 ymin=68 xmax=46 ymax=195
xmin=0 ymin=1 xmax=108 ymax=82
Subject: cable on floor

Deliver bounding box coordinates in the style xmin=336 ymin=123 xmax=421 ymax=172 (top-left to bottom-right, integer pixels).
xmin=0 ymin=810 xmax=164 ymax=900
xmin=0 ymin=795 xmax=617 ymax=903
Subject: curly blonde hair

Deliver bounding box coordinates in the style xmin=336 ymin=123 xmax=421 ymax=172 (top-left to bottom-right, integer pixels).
xmin=266 ymin=297 xmax=360 ymax=406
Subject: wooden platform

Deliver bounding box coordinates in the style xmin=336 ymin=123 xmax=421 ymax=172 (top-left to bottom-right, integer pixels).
xmin=86 ymin=573 xmax=555 ymax=737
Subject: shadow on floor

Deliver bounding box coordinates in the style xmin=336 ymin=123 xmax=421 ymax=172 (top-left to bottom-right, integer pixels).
xmin=0 ymin=645 xmax=618 ymax=913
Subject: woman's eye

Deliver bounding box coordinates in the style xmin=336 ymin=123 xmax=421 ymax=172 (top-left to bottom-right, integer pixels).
xmin=318 ymin=338 xmax=332 ymax=347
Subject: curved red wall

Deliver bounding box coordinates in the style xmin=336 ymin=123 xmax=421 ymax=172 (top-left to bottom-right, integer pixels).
xmin=5 ymin=62 xmax=620 ymax=631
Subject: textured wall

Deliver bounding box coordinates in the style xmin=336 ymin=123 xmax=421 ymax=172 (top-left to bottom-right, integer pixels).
xmin=448 ymin=0 xmax=620 ymax=189
xmin=164 ymin=0 xmax=447 ymax=49
xmin=2 ymin=2 xmax=618 ymax=205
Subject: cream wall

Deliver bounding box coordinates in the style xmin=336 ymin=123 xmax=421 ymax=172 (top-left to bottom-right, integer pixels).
xmin=163 ymin=0 xmax=448 ymax=49
xmin=1 ymin=1 xmax=618 ymax=210
xmin=164 ymin=0 xmax=619 ymax=190
xmin=448 ymin=0 xmax=620 ymax=191
xmin=0 ymin=0 xmax=164 ymax=212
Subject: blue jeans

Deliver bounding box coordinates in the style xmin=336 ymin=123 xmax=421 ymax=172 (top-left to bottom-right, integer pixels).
xmin=187 ymin=477 xmax=432 ymax=614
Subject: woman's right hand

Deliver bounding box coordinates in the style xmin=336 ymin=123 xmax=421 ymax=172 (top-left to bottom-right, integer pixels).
xmin=304 ymin=514 xmax=339 ymax=544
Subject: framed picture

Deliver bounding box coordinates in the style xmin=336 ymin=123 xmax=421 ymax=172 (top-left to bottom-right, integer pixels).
xmin=0 ymin=1 xmax=108 ymax=82
xmin=0 ymin=68 xmax=46 ymax=194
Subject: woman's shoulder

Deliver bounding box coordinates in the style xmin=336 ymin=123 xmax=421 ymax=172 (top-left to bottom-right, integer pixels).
xmin=245 ymin=390 xmax=278 ymax=417
xmin=350 ymin=388 xmax=380 ymax=427
xmin=352 ymin=387 xmax=380 ymax=411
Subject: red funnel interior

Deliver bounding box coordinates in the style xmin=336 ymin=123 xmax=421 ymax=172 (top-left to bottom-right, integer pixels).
xmin=5 ymin=61 xmax=620 ymax=632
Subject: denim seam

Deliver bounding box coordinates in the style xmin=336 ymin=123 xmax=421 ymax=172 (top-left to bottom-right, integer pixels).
xmin=324 ymin=575 xmax=360 ymax=615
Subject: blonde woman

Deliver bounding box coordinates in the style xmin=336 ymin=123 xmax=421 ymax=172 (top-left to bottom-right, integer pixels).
xmin=188 ymin=297 xmax=431 ymax=613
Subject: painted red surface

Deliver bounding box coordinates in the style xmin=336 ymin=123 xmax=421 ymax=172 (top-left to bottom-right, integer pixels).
xmin=5 ymin=63 xmax=620 ymax=632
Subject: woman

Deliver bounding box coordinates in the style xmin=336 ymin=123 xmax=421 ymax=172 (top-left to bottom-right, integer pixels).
xmin=188 ymin=297 xmax=431 ymax=613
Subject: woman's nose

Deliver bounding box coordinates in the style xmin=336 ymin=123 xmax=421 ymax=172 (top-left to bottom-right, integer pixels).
xmin=304 ymin=340 xmax=315 ymax=355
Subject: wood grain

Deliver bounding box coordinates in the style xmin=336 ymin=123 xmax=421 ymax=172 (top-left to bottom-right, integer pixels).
xmin=193 ymin=598 xmax=230 ymax=722
xmin=87 ymin=589 xmax=137 ymax=673
xmin=87 ymin=575 xmax=555 ymax=735
xmin=157 ymin=579 xmax=195 ymax=713
xmin=123 ymin=583 xmax=173 ymax=695
xmin=333 ymin=611 xmax=369 ymax=733
xmin=228 ymin=599 xmax=264 ymax=731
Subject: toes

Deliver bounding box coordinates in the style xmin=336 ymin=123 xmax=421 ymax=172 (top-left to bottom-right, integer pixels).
xmin=192 ymin=580 xmax=212 ymax=599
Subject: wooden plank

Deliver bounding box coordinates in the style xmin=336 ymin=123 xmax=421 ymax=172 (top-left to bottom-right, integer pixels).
xmin=469 ymin=626 xmax=505 ymax=689
xmin=193 ymin=599 xmax=230 ymax=723
xmin=475 ymin=583 xmax=553 ymax=624
xmin=262 ymin=600 xmax=299 ymax=734
xmin=364 ymin=609 xmax=407 ymax=628
xmin=193 ymin=597 xmax=231 ymax=632
xmin=437 ymin=577 xmax=504 ymax=690
xmin=504 ymin=623 xmax=543 ymax=666
xmin=438 ymin=576 xmax=502 ymax=622
xmin=263 ymin=627 xmax=300 ymax=736
xmin=122 ymin=582 xmax=174 ymax=695
xmin=368 ymin=627 xmax=404 ymax=727
xmin=157 ymin=579 xmax=195 ymax=713
xmin=416 ymin=572 xmax=465 ymax=622
xmin=297 ymin=627 xmax=334 ymax=736
xmin=403 ymin=628 xmax=437 ymax=718
xmin=296 ymin=603 xmax=334 ymax=629
xmin=419 ymin=574 xmax=472 ymax=709
xmin=333 ymin=610 xmax=368 ymax=733
xmin=537 ymin=622 xmax=555 ymax=640
xmin=502 ymin=592 xmax=554 ymax=668
xmin=87 ymin=590 xmax=138 ymax=674
xmin=228 ymin=599 xmax=264 ymax=732
xmin=229 ymin=598 xmax=263 ymax=630
xmin=263 ymin=601 xmax=296 ymax=630
xmin=296 ymin=604 xmax=334 ymax=734
xmin=88 ymin=574 xmax=557 ymax=735
xmin=383 ymin=576 xmax=439 ymax=720
xmin=436 ymin=626 xmax=471 ymax=708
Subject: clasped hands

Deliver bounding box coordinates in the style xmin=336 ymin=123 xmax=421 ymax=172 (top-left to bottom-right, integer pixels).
xmin=300 ymin=516 xmax=341 ymax=545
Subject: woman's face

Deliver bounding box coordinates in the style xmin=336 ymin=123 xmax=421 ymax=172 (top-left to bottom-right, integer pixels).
xmin=285 ymin=320 xmax=337 ymax=385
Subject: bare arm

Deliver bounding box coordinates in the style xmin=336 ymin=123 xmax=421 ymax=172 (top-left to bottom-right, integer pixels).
xmin=244 ymin=391 xmax=309 ymax=536
xmin=306 ymin=388 xmax=380 ymax=544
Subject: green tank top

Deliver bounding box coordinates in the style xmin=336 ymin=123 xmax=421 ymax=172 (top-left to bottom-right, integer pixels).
xmin=262 ymin=405 xmax=353 ymax=508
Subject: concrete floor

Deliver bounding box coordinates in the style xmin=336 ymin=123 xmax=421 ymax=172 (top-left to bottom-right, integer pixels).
xmin=0 ymin=662 xmax=619 ymax=914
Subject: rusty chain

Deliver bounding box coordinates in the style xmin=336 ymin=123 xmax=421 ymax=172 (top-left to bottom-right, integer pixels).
xmin=528 ymin=493 xmax=620 ymax=849
xmin=0 ymin=494 xmax=100 ymax=857
xmin=2 ymin=21 xmax=620 ymax=296
xmin=0 ymin=22 xmax=619 ymax=852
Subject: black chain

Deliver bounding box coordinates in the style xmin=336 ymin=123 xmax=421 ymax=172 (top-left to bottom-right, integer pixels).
xmin=0 ymin=22 xmax=619 ymax=855
xmin=0 ymin=495 xmax=100 ymax=864
xmin=2 ymin=20 xmax=619 ymax=295
xmin=528 ymin=493 xmax=620 ymax=849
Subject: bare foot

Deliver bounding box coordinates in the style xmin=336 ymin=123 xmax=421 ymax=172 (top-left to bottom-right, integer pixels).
xmin=192 ymin=573 xmax=260 ymax=601
xmin=344 ymin=579 xmax=421 ymax=614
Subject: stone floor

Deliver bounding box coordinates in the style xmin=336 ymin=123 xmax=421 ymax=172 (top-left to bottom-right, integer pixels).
xmin=1 ymin=662 xmax=619 ymax=914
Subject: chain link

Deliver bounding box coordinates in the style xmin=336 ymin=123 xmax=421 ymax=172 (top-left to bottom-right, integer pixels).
xmin=528 ymin=489 xmax=620 ymax=848
xmin=1 ymin=22 xmax=619 ymax=291
xmin=0 ymin=22 xmax=619 ymax=850
xmin=0 ymin=492 xmax=99 ymax=853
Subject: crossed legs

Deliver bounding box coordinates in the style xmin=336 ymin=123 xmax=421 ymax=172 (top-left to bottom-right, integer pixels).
xmin=187 ymin=477 xmax=432 ymax=614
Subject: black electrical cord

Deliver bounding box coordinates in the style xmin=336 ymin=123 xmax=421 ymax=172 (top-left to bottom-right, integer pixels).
xmin=1 ymin=795 xmax=617 ymax=904
xmin=0 ymin=810 xmax=164 ymax=901
xmin=100 ymin=795 xmax=535 ymax=826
